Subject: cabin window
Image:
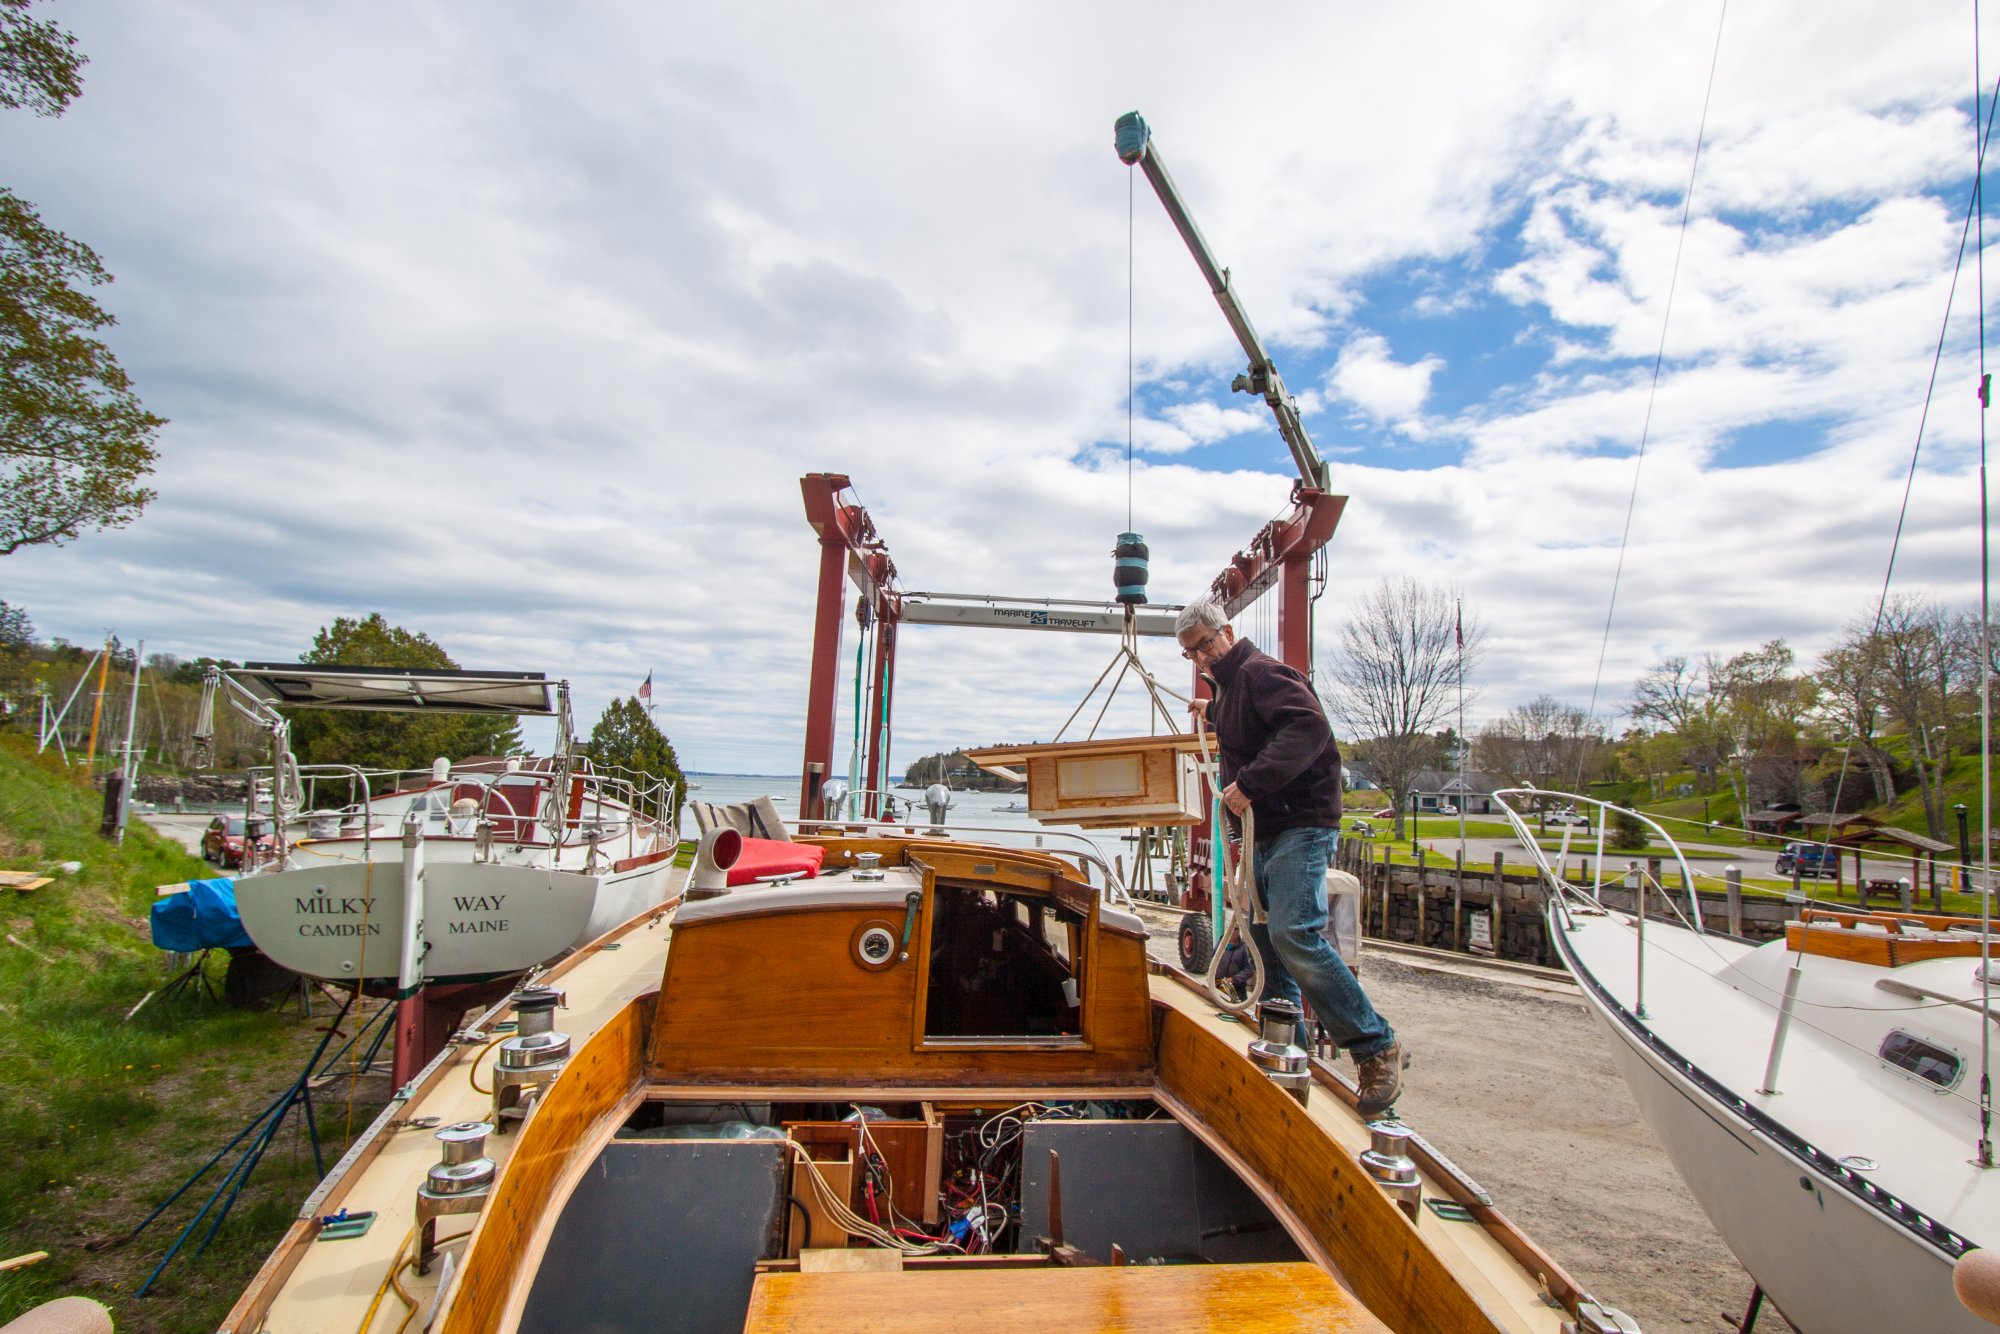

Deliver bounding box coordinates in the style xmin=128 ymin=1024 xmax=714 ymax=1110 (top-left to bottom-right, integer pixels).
xmin=923 ymin=882 xmax=1085 ymax=1041
xmin=1879 ymin=1030 xmax=1961 ymax=1090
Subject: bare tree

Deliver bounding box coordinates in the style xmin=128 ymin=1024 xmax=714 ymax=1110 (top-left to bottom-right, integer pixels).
xmin=1812 ymin=636 xmax=1896 ymax=806
xmin=1318 ymin=578 xmax=1484 ymax=838
xmin=1868 ymin=597 xmax=1975 ymax=839
xmin=1629 ymin=654 xmax=1729 ymax=793
xmin=1475 ymin=695 xmax=1607 ymax=793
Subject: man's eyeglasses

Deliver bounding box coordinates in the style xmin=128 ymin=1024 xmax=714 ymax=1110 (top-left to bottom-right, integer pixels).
xmin=1180 ymin=630 xmax=1223 ymax=661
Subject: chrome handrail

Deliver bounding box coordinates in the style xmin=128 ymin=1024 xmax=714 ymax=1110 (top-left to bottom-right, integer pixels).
xmin=1493 ymin=787 xmax=1705 ymax=1023
xmin=243 ymin=760 xmax=678 ymax=872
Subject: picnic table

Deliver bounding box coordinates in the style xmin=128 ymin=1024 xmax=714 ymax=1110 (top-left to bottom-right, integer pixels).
xmin=1861 ymin=878 xmax=1910 ymax=910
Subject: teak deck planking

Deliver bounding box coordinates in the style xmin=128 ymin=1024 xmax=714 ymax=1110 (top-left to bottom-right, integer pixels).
xmin=742 ymin=1260 xmax=1392 ymax=1332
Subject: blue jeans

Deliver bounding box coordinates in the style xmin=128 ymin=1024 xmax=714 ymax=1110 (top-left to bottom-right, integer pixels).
xmin=1246 ymin=825 xmax=1395 ymax=1060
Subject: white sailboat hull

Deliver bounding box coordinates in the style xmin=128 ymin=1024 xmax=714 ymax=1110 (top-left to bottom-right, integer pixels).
xmin=1554 ymin=905 xmax=1989 ymax=1334
xmin=234 ymin=856 xmax=675 ymax=983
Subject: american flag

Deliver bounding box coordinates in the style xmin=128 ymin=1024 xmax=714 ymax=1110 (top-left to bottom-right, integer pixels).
xmin=638 ymin=671 xmax=653 ymax=705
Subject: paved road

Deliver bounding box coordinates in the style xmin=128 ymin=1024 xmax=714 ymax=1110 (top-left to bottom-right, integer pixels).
xmin=144 ymin=811 xmax=209 ymax=854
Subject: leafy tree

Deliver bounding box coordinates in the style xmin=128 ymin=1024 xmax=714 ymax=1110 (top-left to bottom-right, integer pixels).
xmin=1607 ymin=807 xmax=1650 ymax=851
xmin=1 ymin=0 xmax=164 ymax=556
xmin=1319 ymin=578 xmax=1484 ymax=839
xmin=0 ymin=596 xmax=33 ymax=708
xmin=0 ymin=0 xmax=81 ymax=116
xmin=583 ymin=696 xmax=684 ymax=820
xmin=287 ymin=614 xmax=523 ymax=769
xmin=902 ymin=748 xmax=1010 ymax=790
xmin=156 ymin=653 xmax=236 ymax=687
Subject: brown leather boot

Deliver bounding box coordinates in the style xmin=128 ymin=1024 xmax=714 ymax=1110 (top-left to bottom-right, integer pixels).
xmin=1355 ymin=1039 xmax=1407 ymax=1117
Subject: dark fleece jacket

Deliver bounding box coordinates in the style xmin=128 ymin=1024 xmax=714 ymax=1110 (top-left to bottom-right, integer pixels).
xmin=1206 ymin=636 xmax=1342 ymax=839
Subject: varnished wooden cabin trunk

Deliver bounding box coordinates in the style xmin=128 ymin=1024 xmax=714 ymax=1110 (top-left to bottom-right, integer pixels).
xmin=646 ymin=840 xmax=1155 ymax=1088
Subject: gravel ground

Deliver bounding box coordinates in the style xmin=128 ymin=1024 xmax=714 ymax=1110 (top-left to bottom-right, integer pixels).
xmin=1135 ymin=904 xmax=1790 ymax=1331
xmin=1355 ymin=952 xmax=1787 ymax=1331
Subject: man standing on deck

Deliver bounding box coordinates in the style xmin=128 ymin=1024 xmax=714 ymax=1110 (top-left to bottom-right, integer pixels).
xmin=1177 ymin=598 xmax=1405 ymax=1115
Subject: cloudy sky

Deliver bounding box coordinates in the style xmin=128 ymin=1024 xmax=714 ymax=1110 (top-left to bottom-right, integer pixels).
xmin=5 ymin=1 xmax=1996 ymax=776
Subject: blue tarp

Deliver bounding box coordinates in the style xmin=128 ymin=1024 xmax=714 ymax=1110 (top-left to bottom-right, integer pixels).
xmin=150 ymin=877 xmax=254 ymax=952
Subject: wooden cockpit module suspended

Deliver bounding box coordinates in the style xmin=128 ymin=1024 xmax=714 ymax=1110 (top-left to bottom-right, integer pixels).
xmin=962 ymin=734 xmax=1206 ymax=829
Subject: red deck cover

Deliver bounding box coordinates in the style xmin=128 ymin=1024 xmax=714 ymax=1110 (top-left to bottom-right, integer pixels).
xmin=726 ymin=837 xmax=824 ymax=886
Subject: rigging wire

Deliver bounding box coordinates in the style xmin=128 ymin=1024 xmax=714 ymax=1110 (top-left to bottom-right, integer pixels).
xmin=1578 ymin=0 xmax=1730 ymax=783
xmin=1783 ymin=64 xmax=2000 ymax=930
xmin=1978 ymin=0 xmax=1994 ymax=1169
xmin=1128 ymin=163 xmax=1135 ymax=534
xmin=1786 ymin=63 xmax=2000 ymax=870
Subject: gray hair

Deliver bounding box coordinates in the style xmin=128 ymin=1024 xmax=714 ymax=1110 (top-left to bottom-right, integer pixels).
xmin=1175 ymin=599 xmax=1229 ymax=637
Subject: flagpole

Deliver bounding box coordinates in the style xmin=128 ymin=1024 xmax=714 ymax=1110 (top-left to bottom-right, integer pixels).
xmin=1456 ymin=598 xmax=1466 ymax=855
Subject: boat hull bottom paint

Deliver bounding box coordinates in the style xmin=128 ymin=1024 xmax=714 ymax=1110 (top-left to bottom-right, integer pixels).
xmin=232 ymin=859 xmax=673 ymax=983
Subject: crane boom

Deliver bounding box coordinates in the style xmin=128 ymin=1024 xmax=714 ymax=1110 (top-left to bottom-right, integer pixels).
xmin=1115 ymin=111 xmax=1330 ymax=494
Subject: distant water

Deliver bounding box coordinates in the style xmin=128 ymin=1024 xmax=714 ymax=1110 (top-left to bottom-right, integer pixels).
xmin=677 ymin=773 xmax=1178 ymax=885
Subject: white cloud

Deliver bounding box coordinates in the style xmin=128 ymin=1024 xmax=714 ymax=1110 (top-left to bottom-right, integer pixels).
xmin=3 ymin=0 xmax=1995 ymax=773
xmin=1326 ymin=334 xmax=1446 ymax=425
xmin=1160 ymin=402 xmax=1265 ymax=445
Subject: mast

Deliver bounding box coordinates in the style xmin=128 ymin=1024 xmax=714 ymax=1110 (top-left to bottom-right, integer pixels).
xmin=1975 ymin=23 xmax=1993 ymax=1168
xmin=113 ymin=641 xmax=144 ymax=842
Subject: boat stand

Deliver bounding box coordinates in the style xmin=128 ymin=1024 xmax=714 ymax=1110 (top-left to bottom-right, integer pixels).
xmin=1732 ymin=1283 xmax=1765 ymax=1331
xmin=156 ymin=950 xmax=221 ymax=1007
xmin=129 ymin=989 xmax=357 ymax=1296
xmin=311 ymin=996 xmax=395 ymax=1086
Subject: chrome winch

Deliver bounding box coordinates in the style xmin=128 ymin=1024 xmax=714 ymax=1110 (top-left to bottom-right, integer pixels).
xmin=1358 ymin=1119 xmax=1422 ymax=1220
xmin=415 ymin=1120 xmax=496 ymax=1274
xmin=1247 ymin=998 xmax=1312 ymax=1105
xmin=491 ymin=985 xmax=570 ymax=1132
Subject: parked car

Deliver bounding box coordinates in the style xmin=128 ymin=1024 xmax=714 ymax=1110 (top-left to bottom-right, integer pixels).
xmin=1434 ymin=803 xmax=1459 ymax=816
xmin=202 ymin=814 xmax=277 ymax=868
xmin=1547 ymin=808 xmax=1590 ymax=826
xmin=1371 ymin=807 xmax=1395 ymax=819
xmin=1775 ymin=842 xmax=1841 ymax=878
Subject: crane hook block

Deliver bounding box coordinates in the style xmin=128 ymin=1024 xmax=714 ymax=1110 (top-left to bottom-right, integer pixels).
xmin=1114 ymin=532 xmax=1150 ymax=605
xmin=1114 ymin=112 xmax=1150 ymax=165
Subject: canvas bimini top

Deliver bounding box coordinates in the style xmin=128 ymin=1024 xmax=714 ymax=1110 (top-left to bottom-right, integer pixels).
xmin=233 ymin=663 xmax=557 ymax=715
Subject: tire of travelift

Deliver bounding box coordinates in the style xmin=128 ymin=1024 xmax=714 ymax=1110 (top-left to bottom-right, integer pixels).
xmin=1178 ymin=910 xmax=1213 ymax=972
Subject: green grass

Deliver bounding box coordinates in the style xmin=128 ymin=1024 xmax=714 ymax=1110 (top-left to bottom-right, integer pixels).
xmin=0 ymin=734 xmax=385 ymax=1333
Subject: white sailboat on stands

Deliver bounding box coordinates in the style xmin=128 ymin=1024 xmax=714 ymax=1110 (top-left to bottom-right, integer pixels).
xmin=1492 ymin=791 xmax=2000 ymax=1332
xmin=194 ymin=662 xmax=682 ymax=1083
